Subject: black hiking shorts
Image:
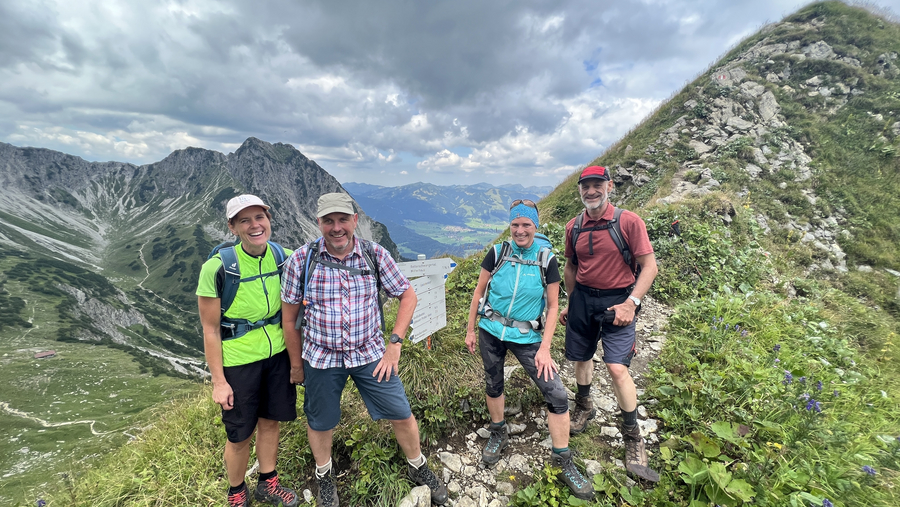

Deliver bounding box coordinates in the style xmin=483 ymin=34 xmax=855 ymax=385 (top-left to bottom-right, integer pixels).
xmin=221 ymin=350 xmax=297 ymax=443
xmin=564 ymin=283 xmax=637 ymax=367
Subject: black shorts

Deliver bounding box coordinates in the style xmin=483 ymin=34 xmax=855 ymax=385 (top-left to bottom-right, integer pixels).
xmin=564 ymin=283 xmax=637 ymax=366
xmin=221 ymin=350 xmax=297 ymax=443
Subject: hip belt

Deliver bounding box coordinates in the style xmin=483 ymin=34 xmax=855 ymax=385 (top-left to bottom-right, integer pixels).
xmin=221 ymin=310 xmax=282 ymax=341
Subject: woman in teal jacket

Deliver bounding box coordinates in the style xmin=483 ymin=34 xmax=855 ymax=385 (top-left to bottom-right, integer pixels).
xmin=465 ymin=199 xmax=593 ymax=501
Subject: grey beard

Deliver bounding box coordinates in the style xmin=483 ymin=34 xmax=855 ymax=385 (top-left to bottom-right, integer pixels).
xmin=581 ymin=196 xmax=605 ymax=210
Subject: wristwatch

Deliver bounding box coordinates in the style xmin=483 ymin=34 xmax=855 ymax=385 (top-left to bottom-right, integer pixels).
xmin=389 ymin=333 xmax=404 ymax=344
xmin=628 ymin=295 xmax=641 ymax=307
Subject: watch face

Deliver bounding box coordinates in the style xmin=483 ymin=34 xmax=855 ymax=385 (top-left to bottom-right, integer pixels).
xmin=390 ymin=333 xmax=402 ymax=343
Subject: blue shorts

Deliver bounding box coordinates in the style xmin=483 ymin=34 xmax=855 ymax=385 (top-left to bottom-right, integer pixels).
xmin=564 ymin=283 xmax=637 ymax=366
xmin=303 ymin=359 xmax=412 ymax=431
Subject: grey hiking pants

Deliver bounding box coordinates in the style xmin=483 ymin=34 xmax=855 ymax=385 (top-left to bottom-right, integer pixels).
xmin=478 ymin=328 xmax=569 ymax=415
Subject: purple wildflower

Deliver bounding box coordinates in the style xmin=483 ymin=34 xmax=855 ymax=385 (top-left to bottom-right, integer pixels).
xmin=816 ymin=381 xmax=823 ymax=391
xmin=833 ymin=390 xmax=840 ymax=398
xmin=741 ymin=329 xmax=748 ymax=337
xmin=37 ymin=500 xmax=46 ymax=507
xmin=805 ymin=399 xmax=822 ymax=412
xmin=718 ymin=316 xmax=724 ymax=322
xmin=774 ymin=358 xmax=780 ymax=363
xmin=800 ymin=393 xmax=810 ymax=401
xmin=773 ymin=344 xmax=781 ymax=352
xmin=712 ymin=326 xmax=717 ymax=330
xmin=798 ymin=376 xmax=807 ymax=384
xmin=862 ymin=465 xmax=877 ymax=475
xmin=823 ymin=500 xmax=833 ymax=507
xmin=783 ymin=371 xmax=793 ymax=385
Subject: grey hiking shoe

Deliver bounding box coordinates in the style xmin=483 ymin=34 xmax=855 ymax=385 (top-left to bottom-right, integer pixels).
xmin=570 ymin=394 xmax=596 ymax=435
xmin=551 ymin=450 xmax=594 ymax=500
xmin=623 ymin=424 xmax=660 ymax=483
xmin=315 ymin=469 xmax=339 ymax=507
xmin=482 ymin=422 xmax=509 ymax=465
xmin=227 ymin=483 xmax=250 ymax=507
xmin=408 ymin=460 xmax=448 ymax=505
xmin=255 ymin=474 xmax=299 ymax=506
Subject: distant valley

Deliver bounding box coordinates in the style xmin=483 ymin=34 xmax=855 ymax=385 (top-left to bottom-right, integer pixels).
xmin=344 ymin=182 xmax=553 ymax=259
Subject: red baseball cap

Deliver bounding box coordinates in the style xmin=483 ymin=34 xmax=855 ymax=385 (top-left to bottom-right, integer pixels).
xmin=578 ymin=165 xmax=610 ymax=183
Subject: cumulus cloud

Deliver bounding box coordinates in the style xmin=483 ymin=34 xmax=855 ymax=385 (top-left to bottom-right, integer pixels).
xmin=1 ymin=0 xmax=899 ymax=186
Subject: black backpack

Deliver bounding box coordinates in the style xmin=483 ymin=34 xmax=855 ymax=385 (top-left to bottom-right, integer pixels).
xmin=295 ymin=238 xmax=384 ymax=332
xmin=569 ymin=206 xmax=638 ymax=276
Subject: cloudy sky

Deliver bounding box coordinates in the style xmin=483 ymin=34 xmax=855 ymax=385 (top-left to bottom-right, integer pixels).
xmin=1 ymin=0 xmax=898 ymax=188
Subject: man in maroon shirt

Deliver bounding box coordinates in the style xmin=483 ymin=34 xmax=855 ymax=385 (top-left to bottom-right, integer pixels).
xmin=559 ymin=165 xmax=660 ymax=482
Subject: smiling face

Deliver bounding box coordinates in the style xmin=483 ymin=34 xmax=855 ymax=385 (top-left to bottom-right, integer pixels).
xmin=227 ymin=206 xmax=271 ymax=256
xmin=579 ymin=179 xmax=614 ymax=212
xmin=318 ymin=212 xmax=358 ymax=258
xmin=510 ymin=216 xmax=536 ymax=249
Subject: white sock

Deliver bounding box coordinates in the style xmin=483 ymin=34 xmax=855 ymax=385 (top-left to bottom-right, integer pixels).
xmin=407 ymin=453 xmax=426 ymax=469
xmin=315 ymin=458 xmax=332 ymax=478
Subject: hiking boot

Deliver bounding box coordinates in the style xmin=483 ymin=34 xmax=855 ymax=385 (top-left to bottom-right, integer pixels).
xmin=622 ymin=424 xmax=660 ymax=483
xmin=315 ymin=469 xmax=339 ymax=507
xmin=481 ymin=422 xmax=509 ymax=465
xmin=550 ymin=450 xmax=594 ymax=500
xmin=255 ymin=474 xmax=299 ymax=507
xmin=569 ymin=394 xmax=595 ymax=435
xmin=408 ymin=460 xmax=449 ymax=505
xmin=227 ymin=484 xmax=250 ymax=507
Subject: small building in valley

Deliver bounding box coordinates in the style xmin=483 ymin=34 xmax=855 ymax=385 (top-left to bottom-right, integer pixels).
xmin=34 ymin=350 xmax=57 ymax=359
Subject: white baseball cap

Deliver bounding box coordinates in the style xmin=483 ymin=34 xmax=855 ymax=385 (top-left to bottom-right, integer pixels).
xmin=226 ymin=194 xmax=270 ymax=219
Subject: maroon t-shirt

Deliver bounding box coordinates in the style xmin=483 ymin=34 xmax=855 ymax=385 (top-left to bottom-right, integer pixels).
xmin=564 ymin=205 xmax=654 ymax=290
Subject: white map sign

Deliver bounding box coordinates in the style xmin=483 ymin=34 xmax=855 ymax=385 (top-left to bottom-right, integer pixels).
xmin=398 ymin=257 xmax=456 ymax=343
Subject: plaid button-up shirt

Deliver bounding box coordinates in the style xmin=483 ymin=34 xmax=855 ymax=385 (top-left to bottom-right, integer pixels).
xmin=281 ymin=237 xmax=411 ymax=369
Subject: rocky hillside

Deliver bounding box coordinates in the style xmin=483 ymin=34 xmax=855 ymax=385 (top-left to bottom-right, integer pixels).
xmin=539 ymin=1 xmax=900 ymax=308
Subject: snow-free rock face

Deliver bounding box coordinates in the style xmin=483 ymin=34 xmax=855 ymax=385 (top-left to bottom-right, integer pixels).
xmin=0 ymin=137 xmax=398 ymax=261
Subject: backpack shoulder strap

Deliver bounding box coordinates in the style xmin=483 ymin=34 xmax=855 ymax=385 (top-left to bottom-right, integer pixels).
xmin=570 ymin=211 xmax=585 ymax=265
xmin=360 ymin=240 xmax=385 ymax=332
xmin=607 ymin=207 xmax=636 ymax=275
xmin=537 ymin=247 xmax=552 ymax=288
xmin=267 ymin=241 xmax=288 ymax=269
xmin=360 ymin=240 xmax=381 ymax=287
xmin=218 ymin=246 xmax=240 ymax=315
xmin=491 ymin=241 xmax=513 ymax=277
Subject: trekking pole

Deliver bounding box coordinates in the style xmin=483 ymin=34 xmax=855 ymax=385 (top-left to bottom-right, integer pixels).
xmin=670 ymin=220 xmax=704 ymax=281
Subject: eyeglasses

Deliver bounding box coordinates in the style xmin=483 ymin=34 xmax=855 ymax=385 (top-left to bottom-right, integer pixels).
xmin=510 ymin=199 xmax=538 ymax=210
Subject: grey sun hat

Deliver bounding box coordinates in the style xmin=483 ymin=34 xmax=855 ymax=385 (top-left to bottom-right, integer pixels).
xmin=316 ymin=193 xmax=355 ymax=217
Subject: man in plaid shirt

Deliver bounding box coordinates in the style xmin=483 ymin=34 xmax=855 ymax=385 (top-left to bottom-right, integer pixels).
xmin=281 ymin=192 xmax=447 ymax=507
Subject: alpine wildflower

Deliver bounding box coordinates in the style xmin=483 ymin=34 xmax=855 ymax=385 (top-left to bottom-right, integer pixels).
xmin=773 ymin=344 xmax=781 ymax=353
xmin=783 ymin=371 xmax=793 ymax=385
xmin=805 ymin=399 xmax=822 ymax=413
xmin=862 ymin=465 xmax=877 ymax=475
xmin=816 ymin=380 xmax=823 ymax=391
xmin=798 ymin=376 xmax=806 ymax=384
xmin=823 ymin=500 xmax=833 ymax=507
xmin=833 ymin=390 xmax=840 ymax=398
